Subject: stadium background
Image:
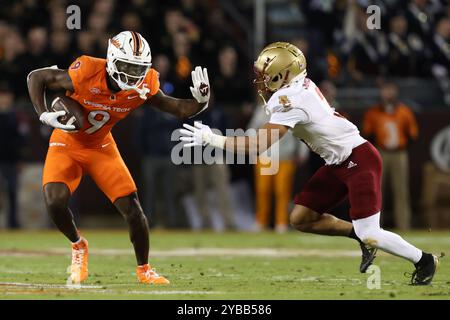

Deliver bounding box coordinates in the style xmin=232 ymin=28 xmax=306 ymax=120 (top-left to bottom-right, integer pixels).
xmin=0 ymin=0 xmax=449 ymax=231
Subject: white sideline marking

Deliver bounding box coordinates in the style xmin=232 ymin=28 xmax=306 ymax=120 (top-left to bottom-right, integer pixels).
xmin=153 ymin=248 xmax=363 ymax=258
xmin=125 ymin=290 xmax=221 ymax=295
xmin=0 ymin=282 xmax=102 ymax=289
xmin=0 ymin=282 xmax=221 ymax=295
xmin=0 ymin=247 xmax=373 ymax=258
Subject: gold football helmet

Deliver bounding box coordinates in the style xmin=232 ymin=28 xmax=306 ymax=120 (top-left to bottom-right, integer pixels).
xmin=254 ymin=42 xmax=307 ymax=101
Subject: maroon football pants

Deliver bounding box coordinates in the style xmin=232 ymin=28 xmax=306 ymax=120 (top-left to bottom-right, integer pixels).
xmin=295 ymin=142 xmax=382 ymax=220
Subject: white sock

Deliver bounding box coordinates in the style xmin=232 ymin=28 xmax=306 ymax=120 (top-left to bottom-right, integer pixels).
xmin=353 ymin=213 xmax=422 ymax=263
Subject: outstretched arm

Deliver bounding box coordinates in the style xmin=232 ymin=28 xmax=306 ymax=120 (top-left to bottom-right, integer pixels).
xmin=27 ymin=67 xmax=76 ymax=130
xmin=149 ymin=90 xmax=208 ymax=119
xmin=180 ymin=122 xmax=289 ymax=155
xmin=147 ymin=66 xmax=210 ymax=119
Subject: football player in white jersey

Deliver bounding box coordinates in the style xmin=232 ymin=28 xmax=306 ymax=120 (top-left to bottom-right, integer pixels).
xmin=180 ymin=42 xmax=439 ymax=285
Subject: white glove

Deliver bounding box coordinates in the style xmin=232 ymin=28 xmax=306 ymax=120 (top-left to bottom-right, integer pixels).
xmin=189 ymin=66 xmax=210 ymax=117
xmin=190 ymin=66 xmax=210 ymax=103
xmin=39 ymin=111 xmax=75 ymax=130
xmin=179 ymin=122 xmax=226 ymax=148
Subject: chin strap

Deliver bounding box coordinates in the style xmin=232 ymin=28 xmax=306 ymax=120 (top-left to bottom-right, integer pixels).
xmin=135 ymin=86 xmax=150 ymax=100
xmin=257 ymin=90 xmax=272 ymax=116
xmin=111 ymin=71 xmax=150 ymax=99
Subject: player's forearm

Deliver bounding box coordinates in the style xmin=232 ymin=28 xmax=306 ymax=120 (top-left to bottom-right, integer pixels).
xmin=224 ymin=136 xmax=263 ymax=155
xmin=27 ymin=71 xmax=48 ymax=116
xmin=177 ymin=99 xmax=207 ymax=118
xmin=181 ymin=122 xmax=284 ymax=152
xmin=206 ymin=134 xmax=267 ymax=155
xmin=27 ymin=68 xmax=73 ymax=117
xmin=155 ymin=95 xmax=206 ymax=118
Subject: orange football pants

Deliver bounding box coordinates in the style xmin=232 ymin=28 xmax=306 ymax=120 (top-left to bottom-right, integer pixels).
xmin=254 ymin=158 xmax=296 ymax=227
xmin=42 ymin=141 xmax=137 ymax=203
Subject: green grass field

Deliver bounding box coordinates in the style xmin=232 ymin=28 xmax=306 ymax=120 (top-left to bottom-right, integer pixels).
xmin=0 ymin=230 xmax=449 ymax=300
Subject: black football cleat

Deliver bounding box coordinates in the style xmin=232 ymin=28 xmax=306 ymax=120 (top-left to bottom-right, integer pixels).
xmin=411 ymin=254 xmax=439 ymax=286
xmin=359 ymin=242 xmax=377 ymax=273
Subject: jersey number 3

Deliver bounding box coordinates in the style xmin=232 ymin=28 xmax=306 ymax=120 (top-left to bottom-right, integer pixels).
xmin=85 ymin=110 xmax=110 ymax=134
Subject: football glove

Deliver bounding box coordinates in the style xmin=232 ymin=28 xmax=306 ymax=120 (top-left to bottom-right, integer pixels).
xmin=39 ymin=111 xmax=76 ymax=130
xmin=189 ymin=66 xmax=210 ymax=117
xmin=179 ymin=122 xmax=226 ymax=148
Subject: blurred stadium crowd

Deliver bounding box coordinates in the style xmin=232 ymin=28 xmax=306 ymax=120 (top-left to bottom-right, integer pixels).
xmin=0 ymin=0 xmax=449 ymax=231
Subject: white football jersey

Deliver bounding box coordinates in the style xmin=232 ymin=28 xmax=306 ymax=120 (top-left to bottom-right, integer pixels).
xmin=267 ymin=76 xmax=366 ymax=165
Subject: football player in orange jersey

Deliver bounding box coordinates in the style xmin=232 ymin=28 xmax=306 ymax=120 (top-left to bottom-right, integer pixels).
xmin=27 ymin=31 xmax=210 ymax=285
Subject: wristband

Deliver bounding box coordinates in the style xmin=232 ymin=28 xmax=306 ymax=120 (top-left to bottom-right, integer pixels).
xmin=206 ymin=132 xmax=227 ymax=149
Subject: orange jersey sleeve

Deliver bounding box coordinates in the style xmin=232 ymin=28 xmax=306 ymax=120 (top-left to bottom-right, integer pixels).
xmin=67 ymin=55 xmax=102 ymax=95
xmin=143 ymin=68 xmax=160 ymax=96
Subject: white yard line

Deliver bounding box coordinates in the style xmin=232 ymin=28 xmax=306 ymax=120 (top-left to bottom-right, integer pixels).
xmin=0 ymin=247 xmax=383 ymax=258
xmin=0 ymin=282 xmax=222 ymax=295
xmin=124 ymin=290 xmax=222 ymax=295
xmin=0 ymin=282 xmax=102 ymax=289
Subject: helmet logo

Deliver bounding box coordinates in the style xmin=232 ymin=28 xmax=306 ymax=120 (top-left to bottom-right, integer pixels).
xmin=111 ymin=38 xmax=121 ymax=49
xmin=199 ymin=83 xmax=209 ymax=97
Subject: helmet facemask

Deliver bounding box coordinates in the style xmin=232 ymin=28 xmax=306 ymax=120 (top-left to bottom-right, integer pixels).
xmin=109 ymin=57 xmax=151 ymax=91
xmin=253 ymin=65 xmax=273 ymax=106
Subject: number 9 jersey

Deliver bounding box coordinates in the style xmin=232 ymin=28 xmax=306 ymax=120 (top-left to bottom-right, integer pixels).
xmin=43 ymin=55 xmax=160 ymax=203
xmin=50 ymin=55 xmax=160 ymax=147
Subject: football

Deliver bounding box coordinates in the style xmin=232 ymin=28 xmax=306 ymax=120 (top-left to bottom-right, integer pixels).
xmin=50 ymin=93 xmax=85 ymax=131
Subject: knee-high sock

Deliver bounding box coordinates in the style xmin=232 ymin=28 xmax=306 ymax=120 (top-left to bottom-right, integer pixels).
xmin=353 ymin=213 xmax=422 ymax=263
